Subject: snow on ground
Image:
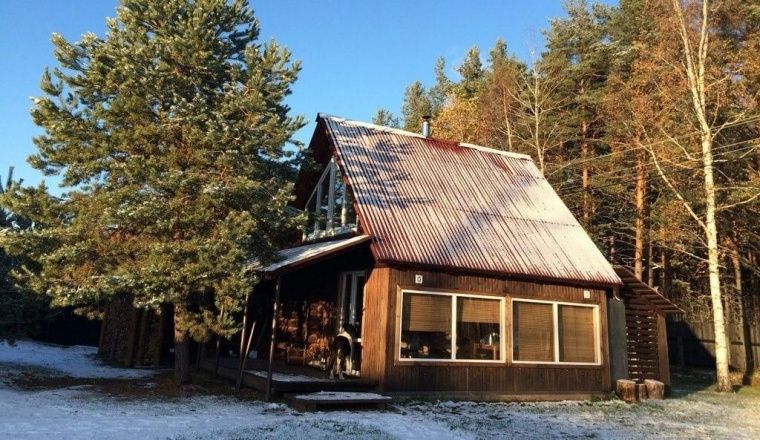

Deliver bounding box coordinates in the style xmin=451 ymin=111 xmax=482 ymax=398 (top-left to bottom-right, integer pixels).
xmin=0 ymin=340 xmax=758 ymax=440
xmin=0 ymin=340 xmax=154 ymax=379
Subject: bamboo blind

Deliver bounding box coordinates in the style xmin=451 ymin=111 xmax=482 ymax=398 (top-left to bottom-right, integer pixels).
xmin=402 ymin=293 xmax=451 ymax=333
xmin=513 ymin=301 xmax=554 ymax=362
xmin=457 ymin=297 xmax=500 ymax=324
xmin=558 ymin=305 xmax=596 ymax=363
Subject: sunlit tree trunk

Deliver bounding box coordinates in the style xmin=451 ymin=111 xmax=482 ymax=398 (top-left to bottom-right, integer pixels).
xmin=671 ymin=0 xmax=731 ymax=392
xmin=634 ymin=151 xmax=647 ymax=280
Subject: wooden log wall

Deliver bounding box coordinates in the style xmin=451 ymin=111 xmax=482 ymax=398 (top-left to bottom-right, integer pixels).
xmin=360 ymin=266 xmax=613 ymax=395
xmin=98 ymin=295 xmax=168 ymax=367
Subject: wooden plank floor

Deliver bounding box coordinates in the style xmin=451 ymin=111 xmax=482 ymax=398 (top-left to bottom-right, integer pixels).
xmin=199 ymin=357 xmax=377 ymax=395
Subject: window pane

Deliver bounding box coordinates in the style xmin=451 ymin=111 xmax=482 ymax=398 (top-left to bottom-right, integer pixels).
xmin=513 ymin=301 xmax=554 ymax=362
xmin=401 ymin=293 xmax=452 ymax=359
xmin=456 ymin=297 xmax=501 ymax=360
xmin=558 ymin=305 xmax=597 ymax=363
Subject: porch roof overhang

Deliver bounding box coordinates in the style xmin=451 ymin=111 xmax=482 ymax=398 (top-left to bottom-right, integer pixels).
xmin=251 ymin=235 xmax=372 ymax=277
xmin=614 ymin=265 xmax=683 ymax=314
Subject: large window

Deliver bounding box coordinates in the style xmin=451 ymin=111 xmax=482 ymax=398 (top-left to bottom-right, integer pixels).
xmin=512 ymin=299 xmax=599 ymax=365
xmin=304 ymin=159 xmax=358 ymax=241
xmin=399 ymin=290 xmax=504 ymax=362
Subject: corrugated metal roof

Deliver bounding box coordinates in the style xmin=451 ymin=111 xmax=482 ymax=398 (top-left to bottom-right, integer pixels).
xmin=251 ymin=235 xmax=371 ymax=275
xmin=615 ymin=266 xmax=682 ymax=313
xmin=320 ymin=114 xmax=621 ymax=286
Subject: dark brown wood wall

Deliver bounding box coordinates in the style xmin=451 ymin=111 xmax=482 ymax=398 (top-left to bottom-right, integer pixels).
xmin=99 ymin=296 xmax=168 ymax=367
xmin=361 ymin=266 xmax=613 ymax=394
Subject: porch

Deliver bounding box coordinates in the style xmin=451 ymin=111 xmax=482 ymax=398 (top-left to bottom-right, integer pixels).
xmin=203 ymin=235 xmax=378 ymax=399
xmin=198 ymin=356 xmax=377 ymax=394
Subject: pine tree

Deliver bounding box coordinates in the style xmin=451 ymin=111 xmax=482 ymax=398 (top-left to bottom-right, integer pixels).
xmin=0 ymin=168 xmax=50 ymax=343
xmin=402 ymin=81 xmax=432 ymax=132
xmin=543 ymin=0 xmax=612 ymax=227
xmin=371 ymin=108 xmax=400 ymax=128
xmin=0 ymin=0 xmax=303 ymax=384
xmin=478 ymin=39 xmax=527 ymax=151
xmin=457 ymin=47 xmax=484 ymax=99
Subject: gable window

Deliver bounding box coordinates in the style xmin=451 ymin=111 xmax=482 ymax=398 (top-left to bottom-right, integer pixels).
xmin=399 ymin=289 xmax=504 ymax=362
xmin=512 ymin=299 xmax=599 ymax=365
xmin=304 ymin=159 xmax=358 ymax=241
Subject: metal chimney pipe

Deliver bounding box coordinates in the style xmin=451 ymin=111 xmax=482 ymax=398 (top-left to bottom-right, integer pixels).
xmin=421 ymin=115 xmax=431 ymax=137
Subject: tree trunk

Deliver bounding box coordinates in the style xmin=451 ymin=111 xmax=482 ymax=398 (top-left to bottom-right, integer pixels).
xmin=581 ymin=120 xmax=590 ymax=226
xmin=634 ymin=152 xmax=647 ymax=280
xmin=174 ymin=304 xmax=192 ymax=385
xmin=647 ymin=240 xmax=655 ymax=287
xmin=610 ymin=235 xmax=616 ymax=263
xmin=728 ymin=238 xmax=750 ymax=377
xmin=670 ymin=0 xmax=731 ymax=393
xmin=661 ymin=244 xmax=672 ymax=297
xmin=702 ymin=132 xmax=731 ymax=392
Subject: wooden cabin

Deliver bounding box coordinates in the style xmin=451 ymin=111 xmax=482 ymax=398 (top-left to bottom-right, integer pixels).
xmin=98 ymin=113 xmax=679 ymax=398
xmin=246 ymin=114 xmax=680 ymax=398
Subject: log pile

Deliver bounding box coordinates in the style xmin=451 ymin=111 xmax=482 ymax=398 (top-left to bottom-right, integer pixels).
xmin=616 ymin=379 xmax=665 ymax=402
xmin=275 ymin=300 xmax=337 ymax=368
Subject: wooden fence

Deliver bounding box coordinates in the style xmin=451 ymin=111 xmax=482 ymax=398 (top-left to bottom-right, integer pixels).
xmin=667 ymin=320 xmax=760 ymax=371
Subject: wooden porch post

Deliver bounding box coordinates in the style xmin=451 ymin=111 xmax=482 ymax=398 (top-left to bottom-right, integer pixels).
xmin=265 ymin=276 xmax=281 ymax=401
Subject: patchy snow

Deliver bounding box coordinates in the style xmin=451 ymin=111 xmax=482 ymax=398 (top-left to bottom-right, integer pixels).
xmin=294 ymin=391 xmax=391 ymax=401
xmin=0 ymin=340 xmax=758 ymax=439
xmin=0 ymin=341 xmax=154 ymax=379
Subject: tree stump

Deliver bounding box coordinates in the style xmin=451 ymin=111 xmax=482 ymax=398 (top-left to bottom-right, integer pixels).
xmin=644 ymin=379 xmax=665 ymax=400
xmin=636 ymin=383 xmax=648 ymax=400
xmin=616 ymin=379 xmax=637 ymax=402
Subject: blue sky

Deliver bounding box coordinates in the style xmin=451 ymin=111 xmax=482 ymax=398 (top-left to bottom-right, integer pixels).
xmin=0 ymin=0 xmax=615 ymax=191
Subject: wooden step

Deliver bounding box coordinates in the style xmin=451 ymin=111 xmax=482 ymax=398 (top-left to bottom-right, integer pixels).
xmin=286 ymin=391 xmax=393 ymax=411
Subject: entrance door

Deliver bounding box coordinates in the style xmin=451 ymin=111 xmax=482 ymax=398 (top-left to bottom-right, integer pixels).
xmin=338 ymin=270 xmax=366 ymax=374
xmin=339 ymin=270 xmax=366 ymax=332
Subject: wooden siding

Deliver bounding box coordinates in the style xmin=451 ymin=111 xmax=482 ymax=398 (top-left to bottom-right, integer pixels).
xmin=360 ymin=266 xmax=612 ymax=394
xmin=360 ymin=267 xmax=391 ymax=384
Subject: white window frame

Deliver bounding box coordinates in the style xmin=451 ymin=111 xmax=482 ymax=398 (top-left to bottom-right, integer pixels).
xmin=303 ymin=159 xmax=358 ymax=241
xmin=338 ymin=270 xmax=366 ymax=331
xmin=398 ymin=289 xmax=506 ymax=364
xmin=510 ymin=298 xmax=601 ymax=366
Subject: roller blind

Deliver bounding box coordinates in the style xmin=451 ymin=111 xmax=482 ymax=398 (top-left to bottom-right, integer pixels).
xmin=558 ymin=305 xmax=596 ymax=363
xmin=458 ymin=297 xmax=500 ymax=324
xmin=402 ymin=292 xmax=451 ymax=333
xmin=513 ymin=301 xmax=554 ymax=362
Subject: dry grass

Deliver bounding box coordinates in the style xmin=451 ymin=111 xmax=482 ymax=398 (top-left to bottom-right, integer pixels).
xmin=4 ymin=363 xmax=264 ymax=401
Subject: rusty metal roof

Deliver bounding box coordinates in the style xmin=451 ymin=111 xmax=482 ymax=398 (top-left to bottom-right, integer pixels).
xmin=319 ymin=114 xmax=622 ymax=286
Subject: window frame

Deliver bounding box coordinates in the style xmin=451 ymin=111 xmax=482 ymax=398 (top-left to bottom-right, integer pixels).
xmin=338 ymin=270 xmax=367 ymax=332
xmin=397 ymin=288 xmax=506 ymax=364
xmin=510 ymin=298 xmax=601 ymax=366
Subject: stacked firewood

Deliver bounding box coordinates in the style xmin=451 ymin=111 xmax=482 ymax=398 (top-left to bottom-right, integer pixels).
xmin=274 ymin=300 xmax=338 ymax=367
xmin=303 ymin=301 xmax=337 ymax=366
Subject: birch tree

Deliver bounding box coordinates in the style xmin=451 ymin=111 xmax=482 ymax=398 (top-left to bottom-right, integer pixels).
xmin=647 ymin=0 xmax=760 ymax=391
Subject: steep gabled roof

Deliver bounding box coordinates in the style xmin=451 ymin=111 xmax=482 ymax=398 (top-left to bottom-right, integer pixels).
xmin=318 ymin=114 xmax=621 ymax=287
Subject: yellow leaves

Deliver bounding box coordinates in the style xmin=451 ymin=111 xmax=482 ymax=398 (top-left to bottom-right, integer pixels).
xmin=433 ymin=94 xmax=482 ymax=143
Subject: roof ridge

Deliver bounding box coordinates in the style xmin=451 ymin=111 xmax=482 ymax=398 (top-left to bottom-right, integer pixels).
xmin=319 ymin=113 xmax=533 ymax=161
xmin=458 ymin=142 xmax=532 ymax=160
xmin=318 ymin=113 xmax=426 ymax=139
